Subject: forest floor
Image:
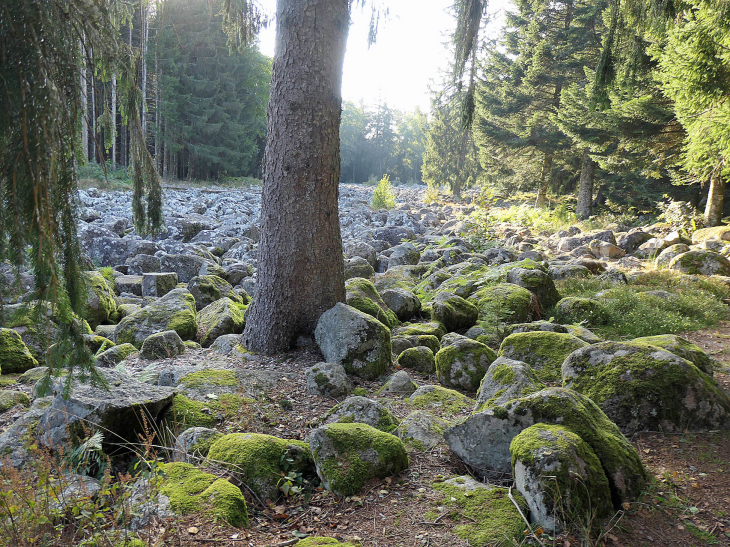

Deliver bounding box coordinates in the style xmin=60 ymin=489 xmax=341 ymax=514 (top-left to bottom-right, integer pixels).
xmin=107 ymin=324 xmax=730 ymax=547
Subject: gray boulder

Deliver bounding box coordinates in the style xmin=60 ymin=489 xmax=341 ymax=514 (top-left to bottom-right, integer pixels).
xmin=309 ymin=423 xmax=409 ymax=496
xmin=475 ymin=357 xmax=545 ymax=411
xmin=380 ymin=288 xmax=421 ymax=322
xmin=430 ymin=291 xmax=478 ymax=332
xmin=322 ymin=395 xmax=398 ymax=432
xmin=345 ymin=256 xmax=375 ymax=280
xmin=562 ymin=341 xmax=730 ymax=433
xmin=197 ymin=298 xmax=246 ymax=348
xmin=172 ymin=427 xmax=223 ymax=463
xmin=160 ymin=254 xmax=216 ymax=283
xmin=305 ymin=362 xmax=352 ymax=398
xmin=382 ymin=370 xmax=417 ymax=395
xmin=315 ymin=303 xmax=392 ymax=380
xmin=188 ymin=275 xmax=241 ymax=311
xmin=395 ymin=410 xmax=450 ymax=451
xmin=444 ymin=387 xmax=646 ymax=503
xmin=37 ymin=369 xmax=175 ymax=453
xmin=435 ymin=336 xmax=496 ymax=391
xmin=141 ymin=272 xmax=179 ymax=297
xmin=140 ymin=330 xmax=186 ymax=360
xmin=668 ymin=250 xmax=730 ymax=276
xmin=114 ymin=288 xmax=198 ymax=348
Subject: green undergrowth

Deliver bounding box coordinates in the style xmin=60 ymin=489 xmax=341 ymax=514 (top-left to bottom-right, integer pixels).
xmin=553 ymin=272 xmax=730 ymax=340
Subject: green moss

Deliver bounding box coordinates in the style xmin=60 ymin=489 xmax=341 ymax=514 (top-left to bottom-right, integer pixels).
xmin=564 ymin=342 xmax=730 ymax=432
xmin=393 ymin=322 xmax=447 ymax=340
xmin=167 ymin=393 xmax=251 ymax=429
xmin=435 ymin=340 xmax=496 ymax=391
xmin=498 ymin=332 xmax=588 ymax=384
xmin=496 ymin=388 xmax=647 ymax=501
xmin=0 ymin=390 xmax=30 ymax=412
xmin=555 ymin=297 xmax=609 ymax=326
xmin=83 ymin=270 xmax=117 ymax=328
xmin=433 ymin=479 xmax=527 ymax=546
xmin=470 ymin=283 xmax=533 ymax=324
xmin=207 ymin=432 xmax=313 ymax=501
xmin=0 ymin=374 xmax=19 ymax=387
xmin=179 ymin=369 xmax=238 ymax=390
xmin=158 ymin=462 xmax=248 ymax=527
xmin=510 ymin=424 xmax=613 ymax=529
xmin=0 ymin=327 xmax=39 ymax=374
xmin=630 ymin=334 xmax=714 ymax=374
xmin=345 ymin=277 xmax=399 ymax=328
xmin=491 ymin=363 xmax=516 ymax=385
xmin=314 ymin=372 xmax=330 ymax=387
xmin=410 ymin=386 xmax=475 ymax=416
xmin=351 ymin=387 xmax=369 ymax=397
xmin=314 ymin=423 xmax=408 ymax=496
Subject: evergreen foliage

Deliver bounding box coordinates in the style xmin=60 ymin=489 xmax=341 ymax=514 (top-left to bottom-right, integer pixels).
xmin=154 ymin=0 xmax=271 ymax=180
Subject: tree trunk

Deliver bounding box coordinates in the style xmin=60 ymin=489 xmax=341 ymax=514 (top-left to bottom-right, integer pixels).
xmin=141 ymin=1 xmax=148 ymax=141
xmin=80 ymin=43 xmax=88 ymax=161
xmin=242 ymin=0 xmax=349 ymax=354
xmin=90 ymin=67 xmax=96 ymax=162
xmin=576 ymin=150 xmax=596 ymax=219
xmin=705 ymin=170 xmax=726 ymax=227
xmin=534 ymin=152 xmax=554 ymax=208
xmin=111 ymin=73 xmax=117 ymax=169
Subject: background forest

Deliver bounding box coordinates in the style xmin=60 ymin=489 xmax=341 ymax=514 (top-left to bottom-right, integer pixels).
xmin=78 ymin=0 xmax=729 ymax=225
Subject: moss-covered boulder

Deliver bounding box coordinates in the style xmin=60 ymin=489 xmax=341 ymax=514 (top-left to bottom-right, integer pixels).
xmin=395 ymin=410 xmax=450 ymax=451
xmin=469 ymin=283 xmax=534 ymax=324
xmin=322 ymin=395 xmax=398 ymax=432
xmin=196 ymin=298 xmax=246 ymax=347
xmin=140 ymin=330 xmax=186 ymax=360
xmin=344 ymin=256 xmax=375 ymax=280
xmin=158 ymin=462 xmax=248 ymax=528
xmin=668 ymin=250 xmax=730 ymax=276
xmin=0 ymin=327 xmax=39 ymax=374
xmin=429 ymin=291 xmax=478 ymax=332
xmin=83 ymin=334 xmax=115 ymax=354
xmin=309 ymin=423 xmax=409 ymax=496
xmin=380 ymin=287 xmax=421 ymax=322
xmin=0 ymin=390 xmax=30 ymax=413
xmin=207 ymin=433 xmax=313 ymax=501
xmin=0 ymin=328 xmax=38 ymax=374
xmin=305 ymin=362 xmax=352 ymax=398
xmin=506 ymin=267 xmax=561 ymax=311
xmin=444 ymin=387 xmax=646 ymax=504
xmin=432 ymin=476 xmax=527 ymax=546
xmin=391 ymin=334 xmax=441 ymax=355
xmin=173 ymin=427 xmax=223 ymax=463
xmin=187 ymin=275 xmax=242 ymax=311
xmin=83 ymin=271 xmax=118 ymax=329
xmin=564 ymin=324 xmax=603 ymax=344
xmin=114 ymin=288 xmax=198 ymax=348
xmin=409 ymin=384 xmax=475 ymax=417
xmin=95 ymin=342 xmax=137 ymax=367
xmin=498 ymin=332 xmax=589 ymax=384
xmin=630 ymin=334 xmax=715 ymax=375
xmin=655 ymin=243 xmax=691 ymax=268
xmin=396 ymin=346 xmax=436 ymax=373
xmin=507 ymin=320 xmax=568 ymax=335
xmin=511 ymin=424 xmax=613 ymax=533
xmin=691 ymin=225 xmax=730 ymax=244
xmin=167 ymin=393 xmax=250 ymax=429
xmin=345 ymin=277 xmax=398 ymax=329
xmin=315 ymin=303 xmax=392 ymax=380
xmin=475 ymin=357 xmax=545 ymax=411
xmin=392 ymin=321 xmax=447 ymax=340
xmin=562 ymin=342 xmax=730 ymax=433
xmin=435 ymin=337 xmax=496 ymax=392
xmin=555 ymin=297 xmax=608 ymax=326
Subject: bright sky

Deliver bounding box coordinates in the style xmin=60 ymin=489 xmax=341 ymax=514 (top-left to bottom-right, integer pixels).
xmin=256 ymin=0 xmax=509 ymax=114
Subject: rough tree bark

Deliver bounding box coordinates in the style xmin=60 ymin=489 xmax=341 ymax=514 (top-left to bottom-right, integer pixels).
xmin=241 ymin=0 xmax=349 ymax=354
xmin=534 ymin=151 xmax=554 ymax=208
xmin=705 ymin=169 xmax=726 ymax=227
xmin=575 ymin=150 xmax=596 ymax=219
